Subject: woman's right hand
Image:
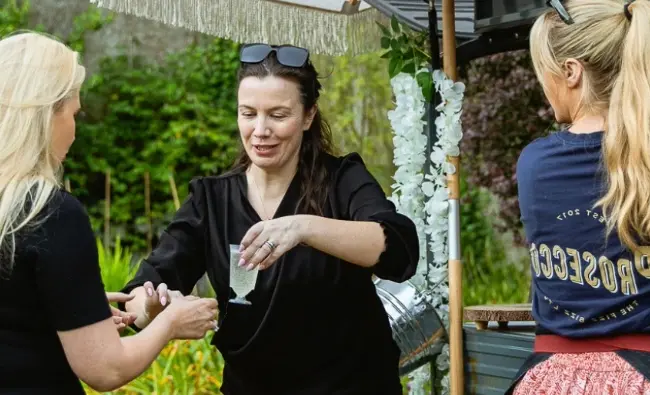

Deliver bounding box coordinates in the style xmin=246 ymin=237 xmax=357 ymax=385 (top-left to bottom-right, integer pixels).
xmin=159 ymin=295 xmax=219 ymax=340
xmin=141 ymin=281 xmax=181 ymax=323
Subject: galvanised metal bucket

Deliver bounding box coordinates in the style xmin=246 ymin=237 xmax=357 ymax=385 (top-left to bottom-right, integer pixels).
xmin=374 ymin=277 xmax=447 ymax=375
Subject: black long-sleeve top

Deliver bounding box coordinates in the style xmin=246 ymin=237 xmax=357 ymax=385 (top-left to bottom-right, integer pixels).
xmin=122 ymin=152 xmax=419 ymax=395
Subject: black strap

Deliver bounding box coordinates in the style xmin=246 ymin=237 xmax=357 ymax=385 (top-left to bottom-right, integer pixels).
xmin=616 ymin=350 xmax=650 ymax=381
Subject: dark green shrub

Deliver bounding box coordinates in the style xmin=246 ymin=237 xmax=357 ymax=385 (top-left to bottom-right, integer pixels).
xmin=66 ymin=40 xmax=241 ymax=250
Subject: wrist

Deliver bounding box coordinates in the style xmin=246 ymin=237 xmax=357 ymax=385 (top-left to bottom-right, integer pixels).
xmin=156 ymin=308 xmax=176 ymax=342
xmin=295 ymin=214 xmax=315 ymax=244
xmin=126 ymin=287 xmax=152 ymax=329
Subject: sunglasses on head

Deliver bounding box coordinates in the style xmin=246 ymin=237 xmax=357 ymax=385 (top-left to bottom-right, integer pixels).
xmin=547 ymin=0 xmax=574 ymax=24
xmin=240 ymin=43 xmax=310 ymax=68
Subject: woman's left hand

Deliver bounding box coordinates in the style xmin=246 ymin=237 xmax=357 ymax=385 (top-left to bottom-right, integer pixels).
xmin=106 ymin=292 xmax=138 ymax=332
xmin=239 ymin=215 xmax=307 ymax=271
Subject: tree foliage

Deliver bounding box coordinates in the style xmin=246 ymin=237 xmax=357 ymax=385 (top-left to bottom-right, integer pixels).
xmin=460 ymin=50 xmax=555 ymax=243
xmin=67 ymin=41 xmax=241 ymax=250
xmin=1 ymin=0 xmax=242 ymax=251
xmin=313 ymin=52 xmax=396 ymax=190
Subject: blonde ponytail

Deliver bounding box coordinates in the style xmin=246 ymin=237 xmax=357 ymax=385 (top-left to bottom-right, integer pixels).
xmin=0 ymin=32 xmax=85 ymax=276
xmin=598 ymin=1 xmax=650 ymax=251
xmin=531 ymin=0 xmax=650 ymax=252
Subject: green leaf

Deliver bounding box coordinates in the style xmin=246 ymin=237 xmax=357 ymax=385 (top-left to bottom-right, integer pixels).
xmin=416 ymin=71 xmax=433 ymax=102
xmin=415 ymin=47 xmax=432 ymax=61
xmin=402 ymin=61 xmax=416 ymax=74
xmin=380 ymin=50 xmax=392 ymax=59
xmin=375 ymin=21 xmax=391 ymax=37
xmin=388 ymin=56 xmax=404 ymax=78
xmin=381 ymin=36 xmax=391 ymax=49
xmin=402 ymin=48 xmax=415 ymax=61
xmin=390 ymin=38 xmax=401 ymax=52
xmin=391 ymin=15 xmax=401 ymax=34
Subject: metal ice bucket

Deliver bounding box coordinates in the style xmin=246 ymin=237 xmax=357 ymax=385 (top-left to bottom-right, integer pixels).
xmin=374 ymin=277 xmax=447 ymax=375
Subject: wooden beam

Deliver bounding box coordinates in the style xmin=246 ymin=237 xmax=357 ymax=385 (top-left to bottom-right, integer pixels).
xmin=442 ymin=0 xmax=464 ymax=393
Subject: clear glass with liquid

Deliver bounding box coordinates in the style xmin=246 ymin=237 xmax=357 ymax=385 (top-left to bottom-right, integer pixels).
xmin=229 ymin=244 xmax=258 ymax=305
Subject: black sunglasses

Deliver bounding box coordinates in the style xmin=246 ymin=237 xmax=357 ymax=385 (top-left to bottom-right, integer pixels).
xmin=240 ymin=44 xmax=310 ymax=68
xmin=547 ymin=0 xmax=574 ymax=24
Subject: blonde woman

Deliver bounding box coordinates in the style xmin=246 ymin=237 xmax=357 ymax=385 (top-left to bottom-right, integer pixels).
xmin=0 ymin=32 xmax=219 ymax=394
xmin=511 ymin=0 xmax=650 ymax=393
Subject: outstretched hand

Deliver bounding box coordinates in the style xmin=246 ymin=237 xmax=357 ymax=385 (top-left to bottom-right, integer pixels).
xmin=238 ymin=215 xmax=307 ymax=271
xmin=106 ymin=292 xmax=138 ymax=333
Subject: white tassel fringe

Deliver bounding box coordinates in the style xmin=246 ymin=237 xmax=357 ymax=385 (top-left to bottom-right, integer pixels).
xmin=89 ymin=0 xmax=387 ymax=56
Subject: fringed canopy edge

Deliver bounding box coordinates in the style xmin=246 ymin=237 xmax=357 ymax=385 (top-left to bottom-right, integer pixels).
xmin=89 ymin=0 xmax=388 ymax=56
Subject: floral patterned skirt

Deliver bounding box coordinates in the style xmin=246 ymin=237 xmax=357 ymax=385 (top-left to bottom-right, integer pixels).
xmin=513 ymin=352 xmax=650 ymax=394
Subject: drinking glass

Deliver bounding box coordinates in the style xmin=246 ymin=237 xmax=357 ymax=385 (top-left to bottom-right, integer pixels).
xmin=229 ymin=244 xmax=258 ymax=305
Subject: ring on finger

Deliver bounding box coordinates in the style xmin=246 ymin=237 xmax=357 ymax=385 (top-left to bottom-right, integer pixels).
xmin=264 ymin=240 xmax=277 ymax=250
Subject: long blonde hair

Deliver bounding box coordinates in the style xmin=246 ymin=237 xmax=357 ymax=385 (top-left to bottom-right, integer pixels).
xmin=530 ymin=0 xmax=650 ymax=251
xmin=0 ymin=31 xmax=85 ymax=275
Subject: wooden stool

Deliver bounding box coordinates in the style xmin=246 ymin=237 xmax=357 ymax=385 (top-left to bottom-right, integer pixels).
xmin=463 ymin=304 xmax=533 ymax=330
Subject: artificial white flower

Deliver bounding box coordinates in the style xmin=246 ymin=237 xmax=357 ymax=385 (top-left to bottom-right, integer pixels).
xmin=389 ymin=69 xmax=464 ymax=395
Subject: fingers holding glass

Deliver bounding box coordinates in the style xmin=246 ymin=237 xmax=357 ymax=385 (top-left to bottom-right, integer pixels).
xmin=246 ymin=240 xmax=276 ymax=270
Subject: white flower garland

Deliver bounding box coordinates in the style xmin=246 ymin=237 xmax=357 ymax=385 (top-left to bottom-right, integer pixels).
xmin=387 ymin=72 xmax=429 ymax=286
xmin=388 ymin=69 xmax=465 ymax=395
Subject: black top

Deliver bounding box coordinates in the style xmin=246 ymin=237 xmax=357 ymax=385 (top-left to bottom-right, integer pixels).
xmin=122 ymin=153 xmax=419 ymax=395
xmin=0 ymin=191 xmax=112 ymax=394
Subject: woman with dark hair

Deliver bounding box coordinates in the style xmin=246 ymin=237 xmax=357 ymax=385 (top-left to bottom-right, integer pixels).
xmin=121 ymin=43 xmax=419 ymax=395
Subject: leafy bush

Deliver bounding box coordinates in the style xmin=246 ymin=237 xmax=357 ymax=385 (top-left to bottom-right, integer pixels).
xmin=84 ymin=336 xmax=223 ymax=395
xmin=313 ymin=52 xmax=396 ymax=191
xmin=66 ymin=39 xmax=242 ymax=251
xmin=0 ymin=0 xmax=29 ymax=36
xmin=459 ymin=172 xmax=530 ymax=305
xmin=98 ymin=236 xmax=139 ymax=292
xmin=461 ymin=51 xmax=555 ymax=244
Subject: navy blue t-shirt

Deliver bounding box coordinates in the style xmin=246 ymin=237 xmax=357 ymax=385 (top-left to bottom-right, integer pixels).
xmin=517 ymin=130 xmax=650 ymax=338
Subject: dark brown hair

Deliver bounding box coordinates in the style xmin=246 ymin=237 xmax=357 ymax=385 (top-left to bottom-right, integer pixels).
xmin=233 ymin=52 xmax=334 ymax=215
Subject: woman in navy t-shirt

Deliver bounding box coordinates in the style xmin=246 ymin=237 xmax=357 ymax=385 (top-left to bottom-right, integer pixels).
xmin=511 ymin=0 xmax=650 ymax=393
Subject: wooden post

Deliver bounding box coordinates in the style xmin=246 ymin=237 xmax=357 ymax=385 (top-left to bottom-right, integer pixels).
xmin=442 ymin=0 xmax=464 ymax=393
xmin=144 ymin=171 xmax=152 ymax=254
xmin=168 ymin=172 xmax=181 ymax=210
xmin=103 ymin=169 xmax=111 ymax=249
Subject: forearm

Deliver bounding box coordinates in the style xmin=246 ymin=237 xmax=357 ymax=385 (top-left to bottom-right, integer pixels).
xmin=299 ymin=215 xmax=385 ymax=268
xmin=108 ymin=316 xmax=173 ymax=389
xmin=62 ymin=315 xmax=173 ymax=393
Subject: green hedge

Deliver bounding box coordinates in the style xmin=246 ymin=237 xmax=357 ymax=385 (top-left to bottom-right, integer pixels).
xmin=66 ymin=40 xmax=241 ymax=251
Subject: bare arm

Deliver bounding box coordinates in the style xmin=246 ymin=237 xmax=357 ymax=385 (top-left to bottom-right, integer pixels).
xmin=238 ymin=155 xmax=419 ymax=282
xmin=58 ymin=314 xmax=172 ymax=391
xmin=299 ymin=215 xmax=385 ymax=268
xmin=58 ymin=296 xmax=216 ymax=392
xmin=124 ymin=282 xmax=180 ymax=329
xmin=125 ymin=286 xmax=151 ymax=328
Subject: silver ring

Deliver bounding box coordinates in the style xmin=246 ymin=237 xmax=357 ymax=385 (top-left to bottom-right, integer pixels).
xmin=264 ymin=240 xmax=277 ymax=250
